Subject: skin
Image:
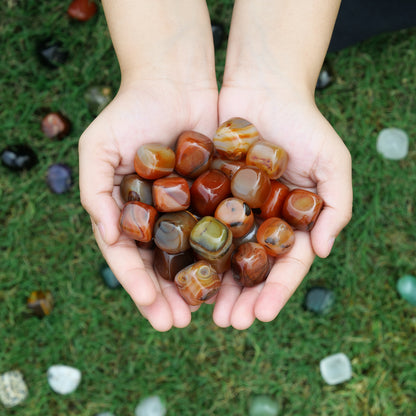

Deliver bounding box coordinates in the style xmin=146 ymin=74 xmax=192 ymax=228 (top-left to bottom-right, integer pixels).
xmin=79 ymin=0 xmax=352 ymax=331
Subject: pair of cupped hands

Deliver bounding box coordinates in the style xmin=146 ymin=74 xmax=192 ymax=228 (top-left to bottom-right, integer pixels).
xmin=78 ymin=67 xmax=352 ymax=331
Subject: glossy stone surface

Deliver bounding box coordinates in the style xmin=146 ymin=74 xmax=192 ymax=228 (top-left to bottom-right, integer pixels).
xmin=319 ymin=353 xmax=352 ymax=385
xmin=249 ymin=396 xmax=280 ymax=416
xmin=119 ymin=201 xmax=158 ymax=242
xmin=231 ymin=166 xmax=271 ymax=209
xmin=190 ymin=216 xmax=234 ymax=273
xmin=135 ymin=395 xmax=166 ymax=416
xmin=215 ymin=197 xmax=254 ymax=238
xmin=210 ymin=156 xmax=245 ymax=179
xmin=376 ymin=128 xmax=409 ymax=160
xmin=174 ymin=261 xmax=221 ymax=305
xmin=152 ymin=176 xmax=190 ymax=212
xmin=232 ymin=242 xmax=271 ymax=287
xmin=0 ymin=370 xmax=28 ymax=408
xmin=304 ymin=287 xmax=335 ymax=314
xmin=46 ymin=164 xmax=72 ymax=194
xmin=37 ymin=39 xmax=68 ymax=68
xmin=213 ymin=117 xmax=261 ymax=160
xmin=27 ymin=290 xmax=54 ymax=317
xmin=396 ymin=274 xmax=416 ymax=306
xmin=120 ymin=173 xmax=153 ymax=204
xmin=233 ymin=220 xmax=260 ymax=248
xmin=246 ymin=140 xmax=288 ymax=179
xmin=153 ymin=211 xmax=197 ymax=254
xmin=256 ymin=181 xmax=290 ymax=219
xmin=1 ymin=144 xmax=38 ymax=171
xmin=190 ymin=169 xmax=231 ymax=216
xmin=41 ymin=112 xmax=71 ymax=140
xmin=68 ymin=0 xmax=98 ymax=22
xmin=100 ymin=264 xmax=121 ymax=289
xmin=134 ymin=143 xmax=175 ymax=180
xmin=316 ymin=60 xmax=334 ymax=90
xmin=153 ymin=247 xmax=194 ymax=281
xmin=256 ymin=217 xmax=295 ymax=256
xmin=85 ymin=86 xmax=113 ymax=115
xmin=174 ymin=130 xmax=214 ymax=178
xmin=282 ymin=189 xmax=323 ymax=231
xmin=47 ymin=365 xmax=82 ymax=395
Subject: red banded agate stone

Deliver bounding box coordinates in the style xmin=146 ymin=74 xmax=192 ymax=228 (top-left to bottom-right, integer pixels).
xmin=246 ymin=140 xmax=288 ymax=179
xmin=119 ymin=201 xmax=158 ymax=242
xmin=213 ymin=117 xmax=260 ymax=160
xmin=282 ymin=189 xmax=323 ymax=231
xmin=174 ymin=131 xmax=214 ymax=178
xmin=256 ymin=217 xmax=295 ymax=256
xmin=134 ymin=143 xmax=175 ymax=180
xmin=256 ymin=181 xmax=290 ymax=219
xmin=190 ymin=169 xmax=231 ymax=216
xmin=174 ymin=260 xmax=221 ymax=305
xmin=152 ymin=176 xmax=190 ymax=212
xmin=230 ymin=166 xmax=271 ymax=209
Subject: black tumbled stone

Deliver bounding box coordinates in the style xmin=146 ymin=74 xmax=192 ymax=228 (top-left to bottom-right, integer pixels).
xmin=1 ymin=144 xmax=38 ymax=171
xmin=37 ymin=39 xmax=69 ymax=68
xmin=211 ymin=23 xmax=225 ymax=50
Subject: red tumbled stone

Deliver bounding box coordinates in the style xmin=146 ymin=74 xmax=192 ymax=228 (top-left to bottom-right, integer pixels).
xmin=152 ymin=176 xmax=190 ymax=212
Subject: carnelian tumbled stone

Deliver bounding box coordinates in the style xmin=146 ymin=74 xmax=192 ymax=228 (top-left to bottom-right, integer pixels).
xmin=174 ymin=131 xmax=214 ymax=178
xmin=134 ymin=143 xmax=175 ymax=180
xmin=282 ymin=189 xmax=324 ymax=231
xmin=231 ymin=166 xmax=271 ymax=209
xmin=120 ymin=173 xmax=153 ymax=204
xmin=27 ymin=290 xmax=54 ymax=317
xmin=119 ymin=201 xmax=158 ymax=242
xmin=153 ymin=211 xmax=197 ymax=254
xmin=256 ymin=181 xmax=290 ymax=219
xmin=190 ymin=169 xmax=231 ymax=216
xmin=214 ymin=197 xmax=254 ymax=238
xmin=174 ymin=260 xmax=221 ymax=305
xmin=231 ymin=242 xmax=272 ymax=287
xmin=213 ymin=117 xmax=260 ymax=160
xmin=256 ymin=217 xmax=295 ymax=256
xmin=246 ymin=140 xmax=288 ymax=179
xmin=152 ymin=176 xmax=190 ymax=212
xmin=209 ymin=156 xmax=245 ymax=179
xmin=153 ymin=246 xmax=195 ymax=281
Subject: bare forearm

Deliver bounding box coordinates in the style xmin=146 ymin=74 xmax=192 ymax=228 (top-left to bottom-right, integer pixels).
xmin=102 ymin=0 xmax=215 ymax=85
xmin=224 ymin=0 xmax=341 ymax=94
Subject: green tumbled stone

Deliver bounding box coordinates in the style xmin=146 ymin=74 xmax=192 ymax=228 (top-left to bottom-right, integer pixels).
xmin=397 ymin=275 xmax=416 ymax=306
xmin=85 ymin=86 xmax=113 ymax=116
xmin=249 ymin=396 xmax=280 ymax=416
xmin=100 ymin=265 xmax=121 ymax=289
xmin=190 ymin=216 xmax=229 ymax=252
xmin=304 ymin=286 xmax=335 ymax=314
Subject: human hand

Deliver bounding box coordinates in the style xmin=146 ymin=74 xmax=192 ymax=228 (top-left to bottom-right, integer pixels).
xmin=79 ymin=79 xmax=218 ymax=331
xmin=212 ymin=77 xmax=352 ymax=330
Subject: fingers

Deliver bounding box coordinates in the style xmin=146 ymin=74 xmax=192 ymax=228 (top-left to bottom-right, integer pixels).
xmin=79 ymin=128 xmax=122 ymax=247
xmin=254 ymin=231 xmax=315 ymax=322
xmin=312 ymin=141 xmax=353 ymax=258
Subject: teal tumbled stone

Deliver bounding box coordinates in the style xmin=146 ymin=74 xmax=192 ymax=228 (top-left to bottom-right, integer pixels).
xmin=249 ymin=396 xmax=280 ymax=416
xmin=304 ymin=286 xmax=335 ymax=314
xmin=100 ymin=265 xmax=121 ymax=289
xmin=397 ymin=275 xmax=416 ymax=306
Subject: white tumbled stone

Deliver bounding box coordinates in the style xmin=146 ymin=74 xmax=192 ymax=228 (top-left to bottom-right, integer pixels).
xmin=47 ymin=365 xmax=82 ymax=395
xmin=0 ymin=370 xmax=28 ymax=408
xmin=135 ymin=396 xmax=166 ymax=416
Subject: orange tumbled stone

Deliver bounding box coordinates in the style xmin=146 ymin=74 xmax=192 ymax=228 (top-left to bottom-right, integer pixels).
xmin=282 ymin=189 xmax=324 ymax=231
xmin=256 ymin=180 xmax=290 ymax=219
xmin=256 ymin=217 xmax=295 ymax=256
xmin=152 ymin=176 xmax=190 ymax=212
xmin=134 ymin=143 xmax=175 ymax=180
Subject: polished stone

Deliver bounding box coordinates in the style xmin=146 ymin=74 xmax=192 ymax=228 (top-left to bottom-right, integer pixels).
xmin=135 ymin=395 xmax=166 ymax=416
xmin=397 ymin=274 xmax=416 ymax=306
xmin=100 ymin=264 xmax=121 ymax=289
xmin=249 ymin=395 xmax=280 ymax=416
xmin=1 ymin=144 xmax=38 ymax=171
xmin=304 ymin=287 xmax=335 ymax=314
xmin=47 ymin=365 xmax=82 ymax=395
xmin=0 ymin=371 xmax=28 ymax=408
xmin=37 ymin=39 xmax=68 ymax=68
xmin=85 ymin=86 xmax=113 ymax=115
xmin=68 ymin=0 xmax=98 ymax=22
xmin=27 ymin=290 xmax=54 ymax=317
xmin=320 ymin=353 xmax=352 ymax=385
xmin=376 ymin=128 xmax=409 ymax=160
xmin=46 ymin=164 xmax=72 ymax=194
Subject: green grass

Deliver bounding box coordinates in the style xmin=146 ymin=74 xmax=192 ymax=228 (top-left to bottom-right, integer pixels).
xmin=1 ymin=1 xmax=415 ymax=415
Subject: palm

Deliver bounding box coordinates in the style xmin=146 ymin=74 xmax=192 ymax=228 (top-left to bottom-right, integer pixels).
xmin=213 ymin=83 xmax=352 ymax=329
xmin=79 ymin=80 xmax=218 ymax=331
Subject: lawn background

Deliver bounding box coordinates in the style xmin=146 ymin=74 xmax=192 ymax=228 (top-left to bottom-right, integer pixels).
xmin=1 ymin=1 xmax=415 ymax=415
